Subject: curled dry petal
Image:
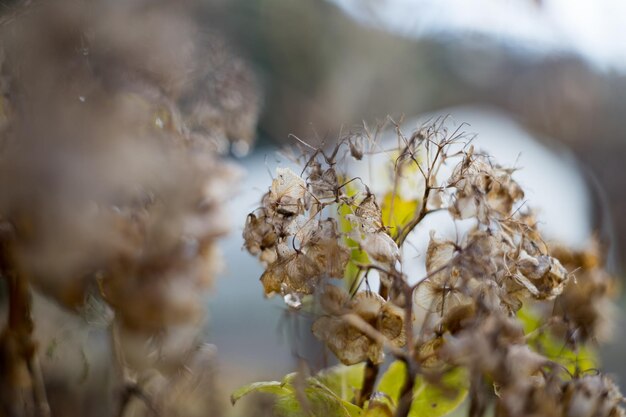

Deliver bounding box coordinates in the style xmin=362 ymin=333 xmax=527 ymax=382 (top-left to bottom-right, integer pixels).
xmin=308 ymin=165 xmax=338 ymax=204
xmin=269 ymin=167 xmax=306 ymax=215
xmin=305 ymin=239 xmax=350 ymax=279
xmin=260 ymin=249 xmax=321 ymax=297
xmin=377 ymin=302 xmax=406 ymax=346
xmin=319 ymin=284 xmax=350 ymax=315
xmin=360 ymin=232 xmax=400 ymax=266
xmin=302 ymin=219 xmax=350 ymax=278
xmin=354 ymin=194 xmax=384 ymax=233
xmin=449 ymin=155 xmax=524 ymax=222
xmin=352 ymin=291 xmax=385 ymax=322
xmin=242 ymin=210 xmax=277 ymax=258
xmin=514 ymin=251 xmax=569 ymax=300
xmin=413 ymin=269 xmax=469 ymax=314
xmin=426 ymin=232 xmax=457 ymax=276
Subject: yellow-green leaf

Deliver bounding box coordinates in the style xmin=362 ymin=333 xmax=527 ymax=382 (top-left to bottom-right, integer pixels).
xmin=376 ymin=360 xmax=407 ymax=402
xmin=362 ymin=396 xmax=394 ymax=417
xmin=316 ymin=363 xmax=366 ymax=402
xmin=409 ymin=367 xmax=468 ymax=417
xmin=375 ymin=361 xmax=468 ymax=417
xmin=230 ymin=380 xmax=289 ymax=405
xmin=518 ymin=307 xmax=598 ymax=374
xmin=232 ymin=370 xmax=362 ymax=417
xmin=380 ymin=193 xmax=419 ymax=239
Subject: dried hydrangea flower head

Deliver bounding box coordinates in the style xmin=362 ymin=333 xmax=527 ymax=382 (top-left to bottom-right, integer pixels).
xmin=241 ymin=117 xmax=624 ymax=417
xmin=243 ymin=165 xmax=353 ymax=302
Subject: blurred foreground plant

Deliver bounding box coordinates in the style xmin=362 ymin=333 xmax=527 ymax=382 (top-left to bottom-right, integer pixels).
xmin=236 ymin=119 xmax=624 ymax=417
xmin=0 ymin=1 xmax=258 ymax=416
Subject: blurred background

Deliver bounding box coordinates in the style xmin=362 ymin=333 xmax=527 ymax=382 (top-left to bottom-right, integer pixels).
xmin=202 ymin=0 xmax=626 ymax=413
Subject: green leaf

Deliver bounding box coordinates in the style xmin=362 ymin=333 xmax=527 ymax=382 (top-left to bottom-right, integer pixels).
xmin=376 ymin=360 xmax=407 ymax=402
xmin=230 ymin=380 xmax=290 ymax=405
xmin=231 ymin=370 xmax=363 ymax=417
xmin=518 ymin=307 xmax=598 ymax=374
xmin=316 ymin=363 xmax=366 ymax=402
xmin=375 ymin=361 xmax=468 ymax=417
xmin=362 ymin=397 xmax=394 ymax=417
xmin=409 ymin=367 xmax=468 ymax=417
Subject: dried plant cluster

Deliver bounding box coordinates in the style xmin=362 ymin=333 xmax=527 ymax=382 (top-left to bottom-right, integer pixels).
xmin=240 ymin=120 xmax=624 ymax=417
xmin=0 ymin=1 xmax=258 ymax=416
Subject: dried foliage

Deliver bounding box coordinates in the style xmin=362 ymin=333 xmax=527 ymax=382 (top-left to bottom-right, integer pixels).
xmin=237 ymin=118 xmax=624 ymax=417
xmin=0 ymin=1 xmax=259 ymax=416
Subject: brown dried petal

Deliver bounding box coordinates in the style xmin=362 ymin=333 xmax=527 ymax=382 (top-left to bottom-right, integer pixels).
xmin=269 ymin=167 xmax=306 ymax=215
xmin=511 ymin=272 xmax=541 ymax=297
xmin=319 ymin=284 xmax=350 ymax=315
xmin=349 ymin=139 xmax=363 ymax=160
xmin=517 ymin=250 xmax=551 ymax=280
xmin=259 ymin=250 xmax=321 ymax=296
xmin=355 ymin=194 xmax=383 ymax=233
xmin=312 ymin=316 xmax=383 ymax=365
xmin=413 ymin=269 xmax=469 ymax=313
xmin=426 ymin=233 xmax=457 ymax=276
xmin=361 ymin=232 xmax=399 ymax=266
xmin=440 ymin=303 xmax=476 ymax=335
xmin=242 ymin=211 xmax=276 ymax=256
xmin=449 ymin=155 xmax=523 ymax=221
xmin=486 ymin=173 xmax=524 ymax=216
xmin=351 ymin=291 xmax=385 ymax=322
xmin=514 ymin=255 xmax=569 ymax=300
xmin=377 ymin=302 xmax=406 ymax=346
xmin=305 ymin=238 xmax=350 ymax=278
xmin=450 ymin=194 xmax=483 ymax=221
xmin=308 ymin=167 xmax=338 ymax=203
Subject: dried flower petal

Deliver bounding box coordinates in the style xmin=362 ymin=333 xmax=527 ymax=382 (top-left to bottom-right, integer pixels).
xmin=260 ymin=248 xmax=321 ymax=297
xmin=313 ymin=289 xmax=405 ymax=365
xmin=269 ymin=167 xmax=306 ymax=215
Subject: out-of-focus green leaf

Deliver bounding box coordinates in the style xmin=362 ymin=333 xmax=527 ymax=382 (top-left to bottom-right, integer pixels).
xmin=374 ymin=361 xmax=468 ymax=417
xmin=362 ymin=395 xmax=394 ymax=417
xmin=230 ymin=380 xmax=290 ymax=405
xmin=316 ymin=363 xmax=366 ymax=402
xmin=273 ymin=383 xmax=362 ymax=417
xmin=409 ymin=367 xmax=468 ymax=417
xmin=380 ymin=192 xmax=419 ymax=239
xmin=518 ymin=307 xmax=597 ymax=374
xmin=233 ymin=362 xmax=467 ymax=417
xmin=232 ymin=370 xmax=362 ymax=417
xmin=376 ymin=360 xmax=407 ymax=402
